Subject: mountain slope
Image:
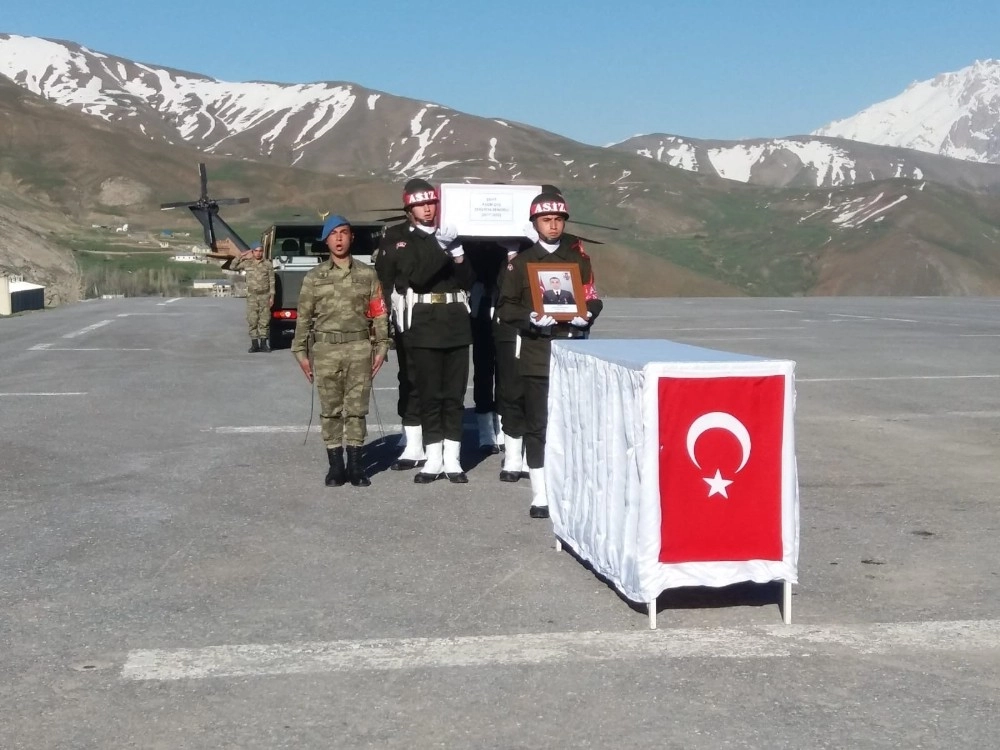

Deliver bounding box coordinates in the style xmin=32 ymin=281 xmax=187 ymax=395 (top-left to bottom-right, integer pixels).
xmin=814 ymin=59 xmax=1000 ymax=164
xmin=611 ymin=133 xmax=1000 ymax=191
xmin=2 ymin=35 xmax=1000 ymax=301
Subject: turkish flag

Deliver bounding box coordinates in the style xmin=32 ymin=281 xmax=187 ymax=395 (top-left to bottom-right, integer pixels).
xmin=657 ymin=375 xmax=785 ymax=563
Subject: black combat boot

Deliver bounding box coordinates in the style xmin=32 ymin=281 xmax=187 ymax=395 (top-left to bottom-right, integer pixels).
xmin=259 ymin=338 xmax=271 ymax=353
xmin=325 ymin=447 xmax=346 ymax=487
xmin=248 ymin=338 xmax=260 ymax=353
xmin=346 ymin=445 xmax=371 ymax=487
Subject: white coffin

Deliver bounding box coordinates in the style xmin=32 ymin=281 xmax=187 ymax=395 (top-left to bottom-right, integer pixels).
xmin=547 ymin=339 xmax=799 ymax=606
xmin=438 ymin=183 xmax=541 ymax=237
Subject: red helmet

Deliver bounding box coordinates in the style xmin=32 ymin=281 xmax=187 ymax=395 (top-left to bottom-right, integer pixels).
xmin=402 ymin=178 xmax=439 ymax=208
xmin=529 ymin=191 xmax=569 ymax=220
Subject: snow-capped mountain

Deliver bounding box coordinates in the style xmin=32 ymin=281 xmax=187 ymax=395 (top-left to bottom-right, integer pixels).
xmin=611 ymin=133 xmax=1000 ymax=191
xmin=0 ymin=33 xmax=578 ymax=182
xmin=3 ymin=33 xmax=1000 ymax=193
xmin=813 ymin=60 xmax=1000 ymax=164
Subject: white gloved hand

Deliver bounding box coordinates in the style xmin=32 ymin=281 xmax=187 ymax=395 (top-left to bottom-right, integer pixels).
xmin=569 ymin=316 xmax=590 ymax=328
xmin=529 ymin=311 xmax=557 ymax=328
xmin=449 ymin=244 xmax=465 ymax=259
xmin=436 ymin=224 xmax=459 ymax=248
xmin=522 ymin=222 xmax=539 ymax=244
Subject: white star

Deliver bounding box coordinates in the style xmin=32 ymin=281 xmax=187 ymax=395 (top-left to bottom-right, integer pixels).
xmin=703 ymin=469 xmax=733 ymax=499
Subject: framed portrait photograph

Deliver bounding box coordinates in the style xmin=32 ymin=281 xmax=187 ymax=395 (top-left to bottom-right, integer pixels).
xmin=526 ymin=262 xmax=587 ymax=322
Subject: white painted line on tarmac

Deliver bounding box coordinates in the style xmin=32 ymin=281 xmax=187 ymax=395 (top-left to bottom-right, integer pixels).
xmin=0 ymin=392 xmax=87 ymax=397
xmin=878 ymin=317 xmax=919 ymax=323
xmin=121 ymin=619 xmax=1000 ymax=682
xmin=959 ymin=333 xmax=1000 ymax=337
xmin=29 ymin=347 xmax=152 ymax=352
xmin=828 ymin=313 xmax=873 ymax=319
xmin=62 ymin=320 xmax=113 ymax=339
xmin=157 ymin=298 xmax=182 ymax=305
xmin=118 ymin=313 xmax=188 ymax=317
xmin=799 ymin=374 xmax=1000 ymax=383
xmin=29 ymin=343 xmax=52 ymax=351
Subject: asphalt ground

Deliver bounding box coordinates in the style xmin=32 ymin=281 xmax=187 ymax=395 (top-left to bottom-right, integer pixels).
xmin=1 ymin=295 xmax=999 ymax=749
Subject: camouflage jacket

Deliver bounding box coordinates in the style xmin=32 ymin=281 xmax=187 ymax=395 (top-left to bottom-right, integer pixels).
xmin=231 ymin=255 xmax=275 ymax=295
xmin=291 ymin=258 xmax=389 ymax=363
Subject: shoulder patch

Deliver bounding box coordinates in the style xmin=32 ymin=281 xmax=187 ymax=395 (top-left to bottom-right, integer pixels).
xmin=395 ymin=241 xmax=407 ymax=249
xmin=507 ymin=263 xmax=514 ymax=271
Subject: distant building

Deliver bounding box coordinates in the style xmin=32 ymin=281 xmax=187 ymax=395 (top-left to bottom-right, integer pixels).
xmin=192 ymin=278 xmax=233 ymax=297
xmin=1 ymin=274 xmax=45 ymax=315
xmin=171 ymin=254 xmax=208 ymax=263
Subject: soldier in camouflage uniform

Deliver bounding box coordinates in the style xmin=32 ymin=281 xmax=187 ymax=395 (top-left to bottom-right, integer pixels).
xmin=292 ymin=215 xmax=390 ymax=488
xmin=230 ymin=242 xmax=275 ymax=352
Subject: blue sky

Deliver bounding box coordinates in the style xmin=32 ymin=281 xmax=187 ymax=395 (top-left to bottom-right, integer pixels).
xmin=5 ymin=0 xmax=997 ymax=146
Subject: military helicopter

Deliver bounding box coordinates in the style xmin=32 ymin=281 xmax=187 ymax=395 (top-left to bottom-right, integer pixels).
xmin=160 ymin=163 xmax=251 ymax=266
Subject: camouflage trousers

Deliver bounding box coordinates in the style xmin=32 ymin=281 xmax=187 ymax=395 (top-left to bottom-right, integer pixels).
xmin=245 ymin=292 xmax=271 ymax=338
xmin=313 ymin=340 xmax=373 ymax=447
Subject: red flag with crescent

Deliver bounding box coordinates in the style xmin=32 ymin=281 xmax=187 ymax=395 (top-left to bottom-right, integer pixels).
xmin=657 ymin=375 xmax=785 ymax=563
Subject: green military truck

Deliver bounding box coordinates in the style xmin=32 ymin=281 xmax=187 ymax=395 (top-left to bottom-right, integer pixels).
xmin=261 ymin=220 xmax=386 ymax=350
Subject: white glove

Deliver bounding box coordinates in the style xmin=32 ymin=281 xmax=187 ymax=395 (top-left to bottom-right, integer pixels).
xmin=529 ymin=311 xmax=557 ymax=328
xmin=569 ymin=314 xmax=592 ymax=328
xmin=449 ymin=244 xmax=465 ymax=259
xmin=522 ymin=222 xmax=539 ymax=244
xmin=436 ymin=224 xmax=459 ymax=248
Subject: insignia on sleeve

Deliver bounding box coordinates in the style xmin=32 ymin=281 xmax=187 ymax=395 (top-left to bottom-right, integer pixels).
xmin=395 ymin=241 xmax=407 ymax=249
xmin=507 ymin=263 xmax=514 ymax=271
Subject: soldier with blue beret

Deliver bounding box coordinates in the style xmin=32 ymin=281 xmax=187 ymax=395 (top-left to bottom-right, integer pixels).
xmin=292 ymin=215 xmax=390 ymax=487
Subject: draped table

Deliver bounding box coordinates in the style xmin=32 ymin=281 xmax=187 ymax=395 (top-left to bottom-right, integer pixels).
xmin=547 ymin=339 xmax=799 ymax=628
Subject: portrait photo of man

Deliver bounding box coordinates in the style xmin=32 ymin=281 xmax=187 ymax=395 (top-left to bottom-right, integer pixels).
xmin=540 ymin=273 xmax=576 ymax=306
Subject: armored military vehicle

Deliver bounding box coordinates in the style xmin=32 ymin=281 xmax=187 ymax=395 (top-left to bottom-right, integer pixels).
xmin=262 ymin=220 xmax=386 ymax=350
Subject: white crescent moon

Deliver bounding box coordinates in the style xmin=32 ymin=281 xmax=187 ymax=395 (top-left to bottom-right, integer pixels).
xmin=686 ymin=412 xmax=751 ymax=472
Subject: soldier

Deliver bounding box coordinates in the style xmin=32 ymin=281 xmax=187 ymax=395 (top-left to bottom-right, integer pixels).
xmin=374 ymin=182 xmax=433 ymax=471
xmin=390 ymin=182 xmax=474 ymax=484
xmin=497 ymin=191 xmax=603 ymax=517
xmin=230 ymin=241 xmax=275 ymax=352
xmin=467 ymin=239 xmax=510 ymax=455
xmin=292 ymin=215 xmax=390 ymax=488
xmin=492 ymin=237 xmax=532 ymax=482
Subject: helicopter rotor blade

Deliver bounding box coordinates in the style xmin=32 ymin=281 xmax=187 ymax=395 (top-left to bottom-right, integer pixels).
xmin=159 ymin=201 xmax=191 ymax=210
xmin=199 ymin=163 xmax=208 ymax=201
xmin=214 ymin=197 xmax=250 ymax=206
xmin=573 ymin=234 xmax=604 ymax=245
xmin=568 ymin=219 xmax=619 ymax=231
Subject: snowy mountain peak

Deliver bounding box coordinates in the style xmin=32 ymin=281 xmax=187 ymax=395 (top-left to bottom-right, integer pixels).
xmin=814 ymin=59 xmax=1000 ymax=164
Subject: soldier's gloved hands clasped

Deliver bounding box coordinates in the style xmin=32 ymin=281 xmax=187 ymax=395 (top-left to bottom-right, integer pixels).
xmin=569 ymin=311 xmax=593 ymax=328
xmin=529 ymin=311 xmax=557 ymax=329
xmin=499 ymin=239 xmax=521 ymax=257
xmin=435 ymin=224 xmax=459 ymax=248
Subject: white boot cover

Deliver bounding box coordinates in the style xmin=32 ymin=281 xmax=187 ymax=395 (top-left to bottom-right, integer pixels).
xmin=443 ymin=439 xmax=464 ymax=474
xmin=399 ymin=425 xmax=426 ymax=461
xmin=418 ymin=441 xmax=443 ymax=477
xmin=528 ymin=467 xmax=548 ymax=509
xmin=477 ymin=412 xmax=498 ymax=449
xmin=503 ymin=436 xmax=523 ymax=473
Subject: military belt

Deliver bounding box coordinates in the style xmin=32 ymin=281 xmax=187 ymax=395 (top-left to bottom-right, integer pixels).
xmin=313 ymin=330 xmax=369 ymax=344
xmin=415 ymin=291 xmax=468 ymax=304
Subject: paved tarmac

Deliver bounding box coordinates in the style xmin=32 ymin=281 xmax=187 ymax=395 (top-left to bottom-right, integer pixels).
xmin=1 ymin=295 xmax=999 ymax=749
